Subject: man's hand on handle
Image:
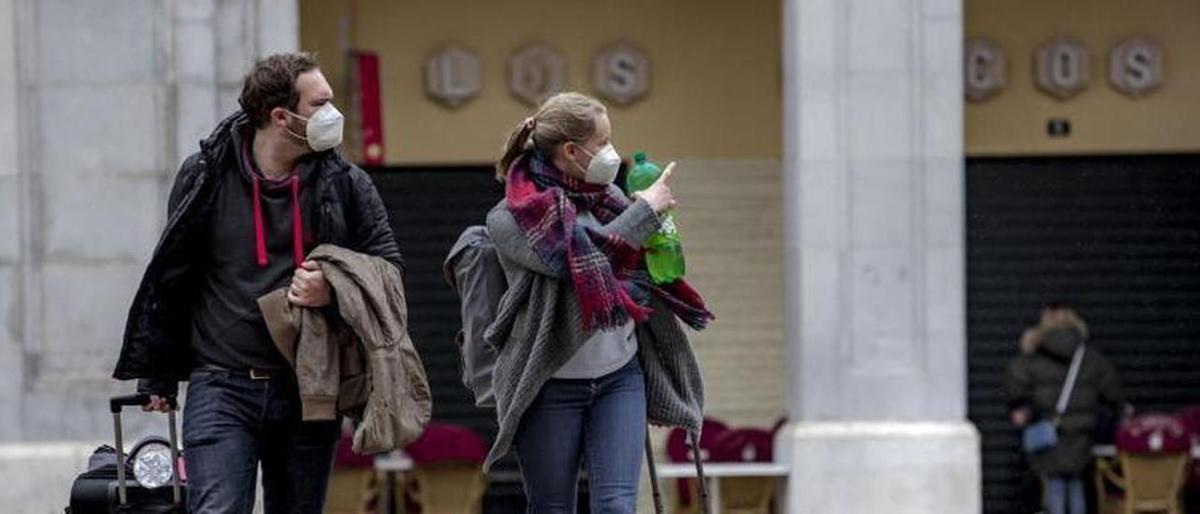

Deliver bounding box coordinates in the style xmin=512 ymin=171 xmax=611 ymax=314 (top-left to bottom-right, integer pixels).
xmin=142 ymin=395 xmax=173 ymax=413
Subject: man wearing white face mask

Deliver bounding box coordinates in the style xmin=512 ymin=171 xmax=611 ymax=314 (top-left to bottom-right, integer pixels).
xmin=113 ymin=52 xmax=405 ymax=514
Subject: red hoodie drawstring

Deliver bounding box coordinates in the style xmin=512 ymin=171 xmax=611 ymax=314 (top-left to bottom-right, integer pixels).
xmin=252 ymin=177 xmax=269 ymax=267
xmin=245 ymin=136 xmax=305 ymax=269
xmin=290 ymin=175 xmax=304 ymax=268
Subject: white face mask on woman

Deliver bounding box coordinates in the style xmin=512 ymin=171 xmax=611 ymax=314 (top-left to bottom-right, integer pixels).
xmin=285 ymin=102 xmax=344 ymax=152
xmin=574 ymin=143 xmax=622 ymax=185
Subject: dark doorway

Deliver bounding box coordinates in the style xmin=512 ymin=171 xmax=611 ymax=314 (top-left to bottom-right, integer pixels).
xmin=966 ymin=155 xmax=1200 ymax=513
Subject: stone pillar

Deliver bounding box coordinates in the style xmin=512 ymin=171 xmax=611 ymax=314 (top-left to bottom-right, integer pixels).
xmin=0 ymin=0 xmax=298 ymax=510
xmin=0 ymin=0 xmax=23 ymax=441
xmin=0 ymin=0 xmax=300 ymax=442
xmin=781 ymin=0 xmax=980 ymax=511
xmin=13 ymin=0 xmax=191 ymax=440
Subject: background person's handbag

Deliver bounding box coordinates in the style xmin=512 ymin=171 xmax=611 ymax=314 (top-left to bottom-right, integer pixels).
xmin=1022 ymin=345 xmax=1086 ymax=454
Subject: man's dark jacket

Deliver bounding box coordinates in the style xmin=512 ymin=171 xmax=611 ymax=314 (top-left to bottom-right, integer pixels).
xmin=113 ymin=111 xmax=404 ymax=394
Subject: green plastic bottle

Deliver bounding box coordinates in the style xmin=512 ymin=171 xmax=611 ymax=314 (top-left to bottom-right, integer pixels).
xmin=626 ymin=152 xmax=686 ymax=284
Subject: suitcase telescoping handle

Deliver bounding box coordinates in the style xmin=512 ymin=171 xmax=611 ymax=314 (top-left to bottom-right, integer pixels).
xmin=109 ymin=393 xmax=183 ymax=507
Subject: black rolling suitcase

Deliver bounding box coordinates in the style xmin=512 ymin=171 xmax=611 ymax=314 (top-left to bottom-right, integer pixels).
xmin=65 ymin=394 xmax=187 ymax=513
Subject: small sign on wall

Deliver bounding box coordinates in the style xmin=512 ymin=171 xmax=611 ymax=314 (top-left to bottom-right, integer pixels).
xmin=592 ymin=41 xmax=651 ymax=106
xmin=1036 ymin=37 xmax=1090 ymax=101
xmin=965 ymin=38 xmax=1006 ymax=102
xmin=1109 ymin=37 xmax=1164 ymax=98
xmin=509 ymin=43 xmax=567 ymax=107
xmin=1047 ymin=118 xmax=1071 ymax=138
xmin=425 ymin=45 xmax=482 ymax=108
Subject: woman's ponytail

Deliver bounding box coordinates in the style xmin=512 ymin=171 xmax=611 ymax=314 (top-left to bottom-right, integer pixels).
xmin=496 ymin=117 xmax=536 ymax=182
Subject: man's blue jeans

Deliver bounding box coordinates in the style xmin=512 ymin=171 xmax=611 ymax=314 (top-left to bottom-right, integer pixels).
xmin=183 ymin=367 xmax=339 ymax=514
xmin=514 ymin=357 xmax=647 ymax=514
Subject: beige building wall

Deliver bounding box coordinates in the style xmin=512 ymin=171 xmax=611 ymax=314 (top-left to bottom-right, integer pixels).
xmin=301 ymin=0 xmax=782 ymax=163
xmin=966 ymin=0 xmax=1200 ymax=156
xmin=299 ymin=0 xmax=787 ymax=428
xmin=668 ymin=159 xmax=784 ymax=427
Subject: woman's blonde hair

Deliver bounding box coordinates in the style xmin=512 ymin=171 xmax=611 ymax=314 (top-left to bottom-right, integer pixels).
xmin=495 ymin=92 xmax=607 ymax=181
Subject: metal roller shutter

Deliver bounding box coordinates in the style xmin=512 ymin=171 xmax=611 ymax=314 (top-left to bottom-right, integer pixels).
xmin=967 ymin=155 xmax=1200 ymax=513
xmin=368 ymin=167 xmax=533 ymax=511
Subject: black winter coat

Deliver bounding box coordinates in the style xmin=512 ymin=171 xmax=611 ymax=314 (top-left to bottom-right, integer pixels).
xmin=1005 ymin=327 xmax=1126 ymax=475
xmin=112 ymin=111 xmax=403 ymax=394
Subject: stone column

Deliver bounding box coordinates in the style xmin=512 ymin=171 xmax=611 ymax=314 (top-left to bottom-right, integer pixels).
xmin=780 ymin=0 xmax=980 ymax=511
xmin=0 ymin=0 xmax=24 ymax=441
xmin=0 ymin=1 xmax=298 ymax=509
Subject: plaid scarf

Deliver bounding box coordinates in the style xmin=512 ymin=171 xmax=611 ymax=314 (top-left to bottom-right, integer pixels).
xmin=505 ymin=153 xmax=714 ymax=332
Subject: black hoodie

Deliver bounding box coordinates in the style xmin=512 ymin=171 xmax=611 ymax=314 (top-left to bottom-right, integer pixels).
xmin=188 ymin=124 xmax=321 ymax=372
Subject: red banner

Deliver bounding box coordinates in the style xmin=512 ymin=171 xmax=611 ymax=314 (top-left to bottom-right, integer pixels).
xmin=352 ymin=51 xmax=384 ymax=166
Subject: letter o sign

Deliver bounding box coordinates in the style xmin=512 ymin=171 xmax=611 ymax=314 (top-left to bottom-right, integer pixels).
xmin=1036 ymin=37 xmax=1090 ymax=100
xmin=509 ymin=43 xmax=567 ymax=107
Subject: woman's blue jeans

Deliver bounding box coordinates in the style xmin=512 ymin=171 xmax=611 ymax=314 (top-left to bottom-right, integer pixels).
xmin=514 ymin=358 xmax=647 ymax=514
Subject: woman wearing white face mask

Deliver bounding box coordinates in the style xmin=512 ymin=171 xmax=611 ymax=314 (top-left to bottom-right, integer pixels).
xmin=481 ymin=92 xmax=714 ymax=513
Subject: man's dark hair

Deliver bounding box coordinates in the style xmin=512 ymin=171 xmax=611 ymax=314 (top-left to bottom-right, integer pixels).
xmin=239 ymin=52 xmax=320 ymax=128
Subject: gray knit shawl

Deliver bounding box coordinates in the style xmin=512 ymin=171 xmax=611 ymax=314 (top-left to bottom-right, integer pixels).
xmin=482 ymin=194 xmax=705 ymax=471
